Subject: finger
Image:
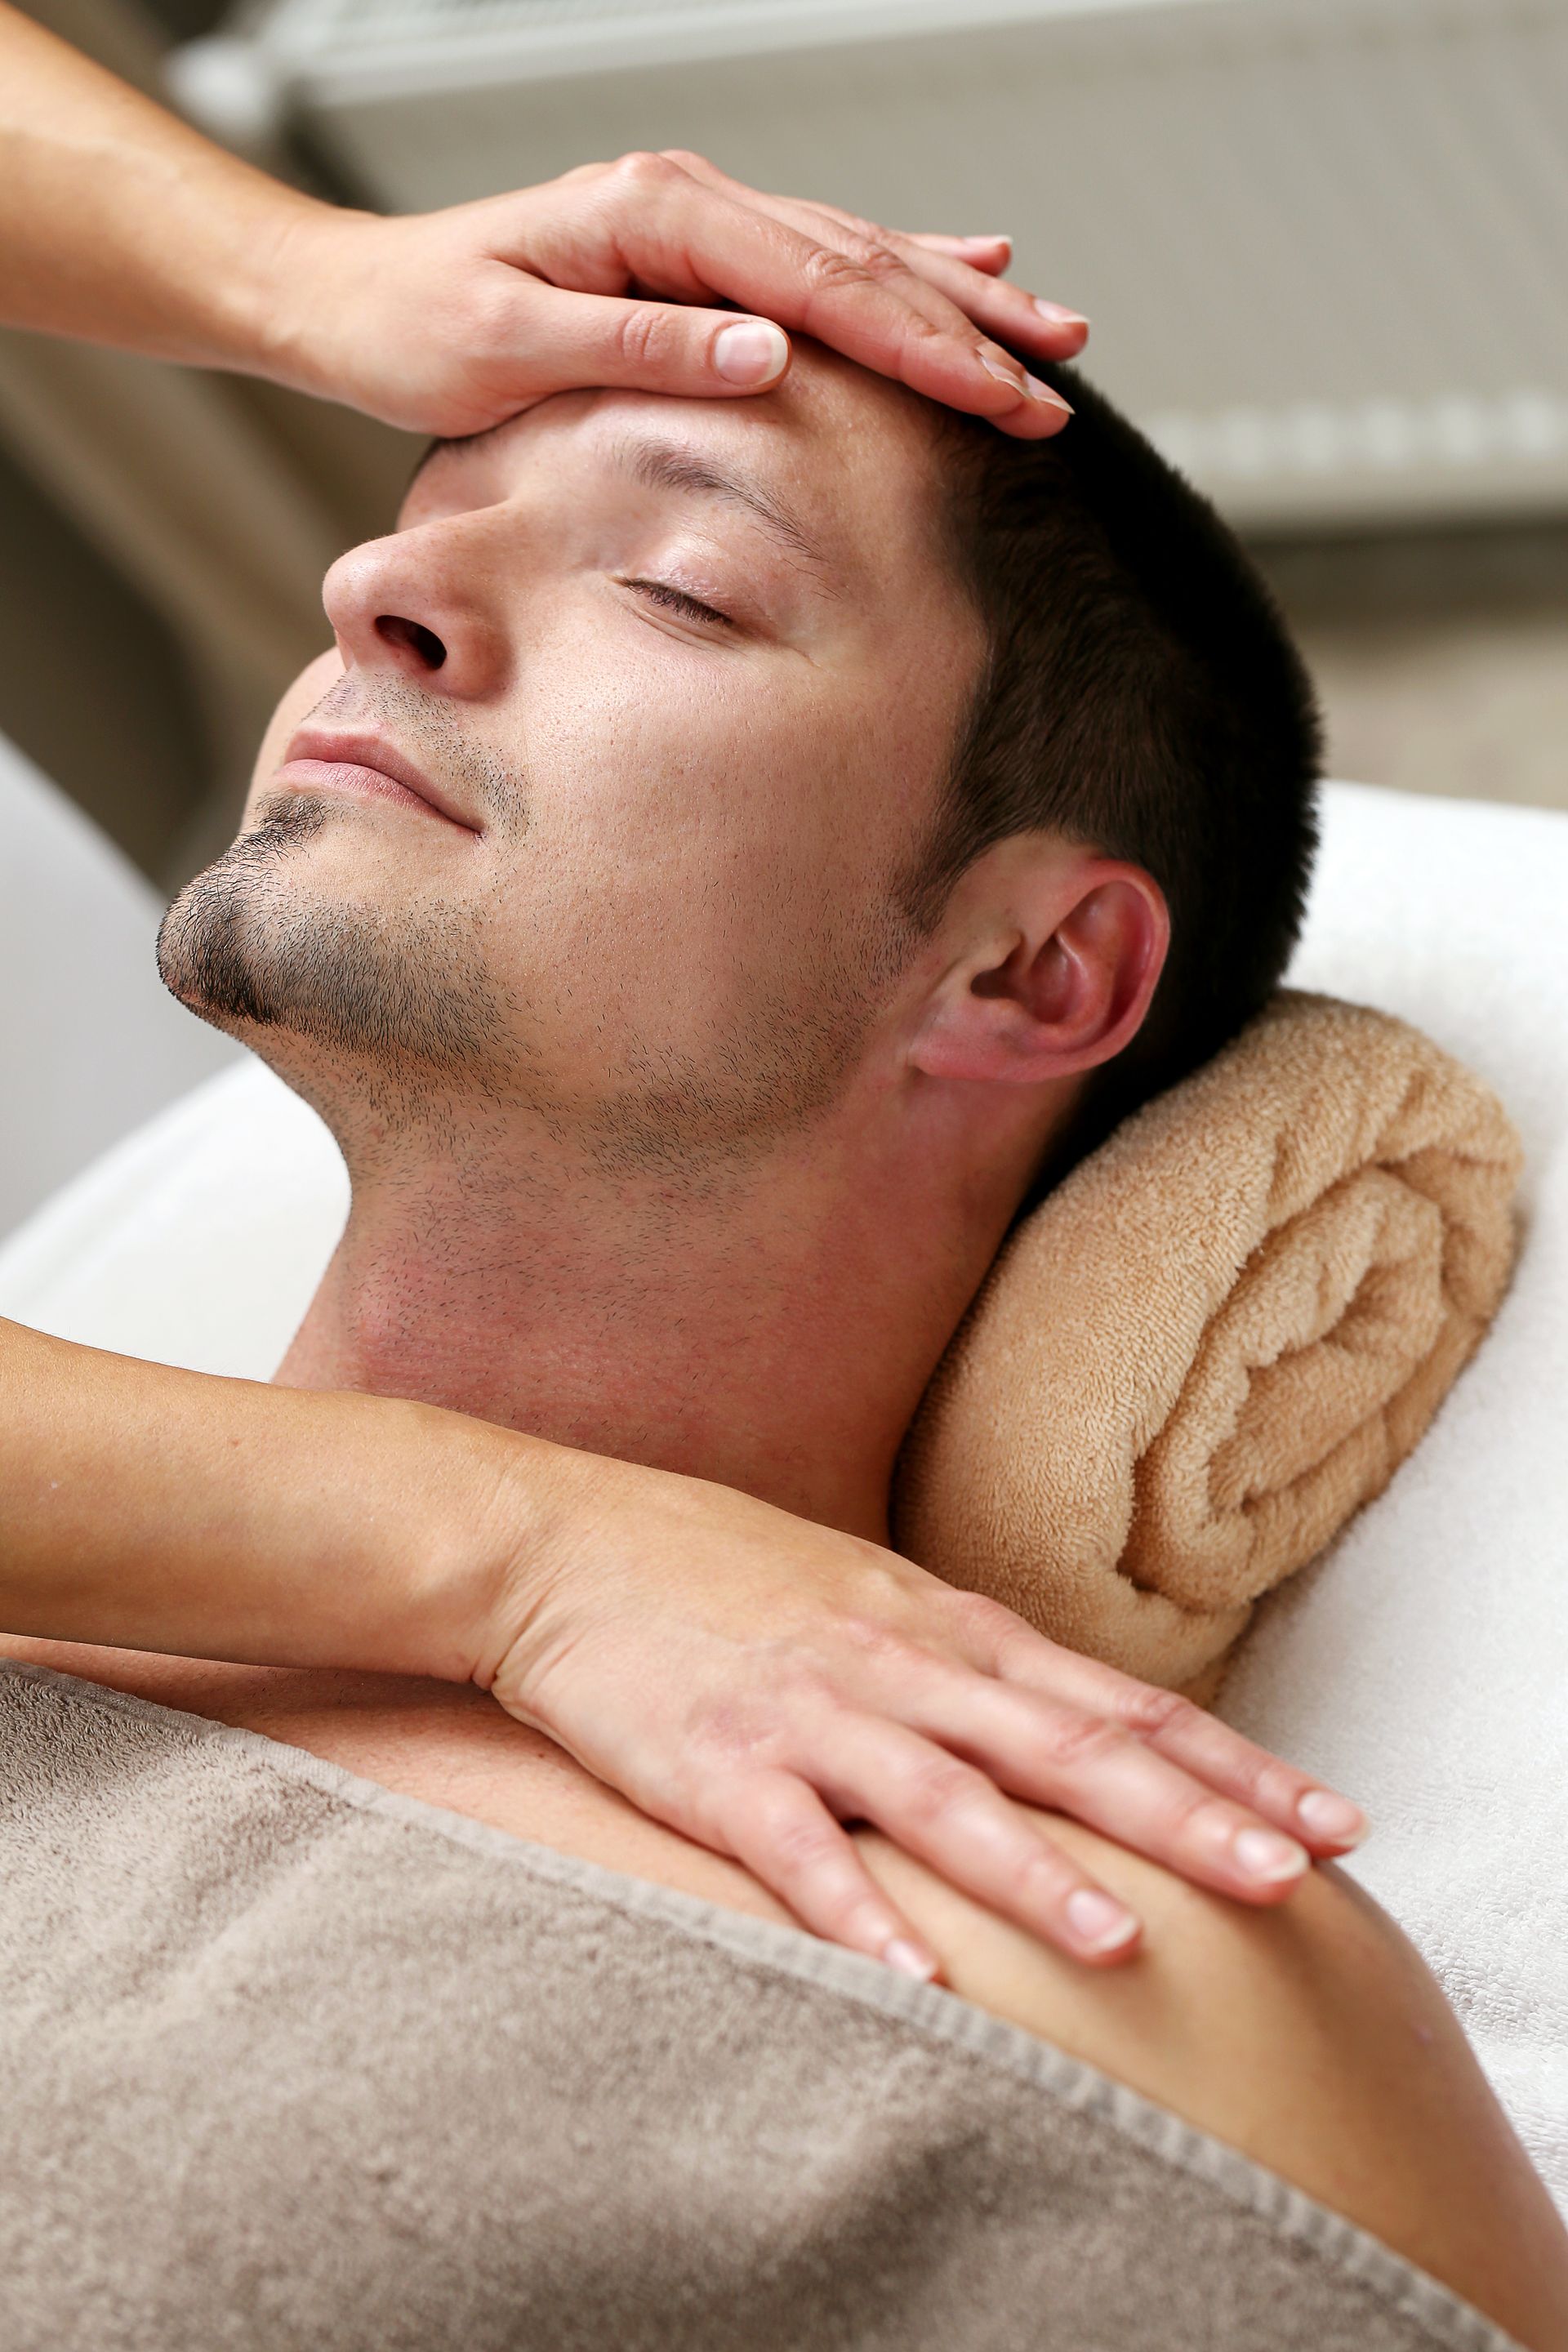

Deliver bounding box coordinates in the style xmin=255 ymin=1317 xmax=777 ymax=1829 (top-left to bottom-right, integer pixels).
xmin=1111 ymin=1680 xmax=1370 ymax=1854
xmin=889 ymin=1666 xmax=1323 ymax=1908
xmin=786 ymin=203 xmax=1086 ymax=343
xmin=661 ymin=155 xmax=991 ymax=324
xmin=987 ymin=1636 xmax=1370 ymax=1857
xmin=654 ymin=155 xmax=1088 ymax=360
xmin=558 ymin=154 xmax=1071 ymax=437
xmin=706 ymin=1768 xmax=945 ymax=1981
xmin=488 ymin=281 xmax=795 ymax=399
xmin=905 ymin=232 xmax=1013 ymax=276
xmin=817 ymin=1715 xmax=1144 ymax=1965
xmin=800 ymin=208 xmax=1089 ymax=354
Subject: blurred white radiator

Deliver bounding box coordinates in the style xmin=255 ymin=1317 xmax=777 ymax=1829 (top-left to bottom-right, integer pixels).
xmin=196 ymin=0 xmax=1568 ymax=529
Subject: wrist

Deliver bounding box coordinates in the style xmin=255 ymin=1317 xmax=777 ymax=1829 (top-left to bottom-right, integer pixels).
xmin=465 ymin=1435 xmax=631 ymax=1712
xmin=215 ymin=183 xmax=374 ymax=395
xmin=393 ymin=1404 xmax=591 ymax=1695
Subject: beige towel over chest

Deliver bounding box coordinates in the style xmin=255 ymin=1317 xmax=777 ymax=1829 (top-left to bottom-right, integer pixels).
xmin=0 ymin=1664 xmax=1520 ymax=2352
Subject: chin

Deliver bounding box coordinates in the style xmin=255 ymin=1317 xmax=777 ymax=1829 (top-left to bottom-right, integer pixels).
xmin=157 ymin=806 xmax=512 ymax=1096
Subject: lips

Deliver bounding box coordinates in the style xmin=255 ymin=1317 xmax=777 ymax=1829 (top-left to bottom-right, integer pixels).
xmin=277 ymin=728 xmax=479 ymax=831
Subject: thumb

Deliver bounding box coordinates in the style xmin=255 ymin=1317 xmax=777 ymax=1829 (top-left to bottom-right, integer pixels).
xmin=507 ymin=284 xmax=792 ymax=400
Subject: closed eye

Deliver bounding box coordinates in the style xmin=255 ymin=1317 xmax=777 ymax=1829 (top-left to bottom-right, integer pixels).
xmin=621 ymin=577 xmax=737 ymax=630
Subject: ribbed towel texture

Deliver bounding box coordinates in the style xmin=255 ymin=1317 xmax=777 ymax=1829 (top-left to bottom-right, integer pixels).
xmin=0 ymin=1663 xmax=1523 ymax=2352
xmin=894 ymin=991 xmax=1521 ymax=1701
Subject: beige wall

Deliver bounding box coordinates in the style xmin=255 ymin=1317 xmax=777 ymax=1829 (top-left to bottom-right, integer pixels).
xmin=0 ymin=0 xmax=417 ymax=889
xmin=1252 ymin=523 xmax=1568 ymax=815
xmin=0 ymin=346 xmax=415 ymax=889
xmin=0 ymin=430 xmax=207 ymax=877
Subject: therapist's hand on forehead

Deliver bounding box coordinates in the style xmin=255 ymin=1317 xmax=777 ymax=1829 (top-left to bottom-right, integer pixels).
xmin=0 ymin=3 xmax=1081 ymax=434
xmin=279 ymin=153 xmax=1085 ymax=437
xmin=1 ymin=1 xmax=1370 ymax=1988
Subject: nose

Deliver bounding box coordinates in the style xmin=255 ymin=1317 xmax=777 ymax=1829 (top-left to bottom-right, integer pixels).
xmin=321 ymin=518 xmax=511 ymax=700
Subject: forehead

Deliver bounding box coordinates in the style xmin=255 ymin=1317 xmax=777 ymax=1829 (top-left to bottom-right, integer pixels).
xmin=403 ymin=341 xmax=956 ymax=586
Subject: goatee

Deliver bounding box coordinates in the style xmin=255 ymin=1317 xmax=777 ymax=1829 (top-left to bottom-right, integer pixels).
xmin=156 ymin=793 xmax=505 ymax=1074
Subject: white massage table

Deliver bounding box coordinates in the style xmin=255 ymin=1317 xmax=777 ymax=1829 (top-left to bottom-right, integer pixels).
xmin=2 ymin=733 xmax=1564 ymax=2221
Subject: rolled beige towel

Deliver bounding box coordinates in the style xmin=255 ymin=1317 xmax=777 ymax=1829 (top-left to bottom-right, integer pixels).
xmin=893 ymin=991 xmax=1522 ymax=1704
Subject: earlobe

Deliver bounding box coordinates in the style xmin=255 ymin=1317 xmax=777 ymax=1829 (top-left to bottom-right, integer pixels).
xmin=911 ymin=862 xmax=1169 ymax=1087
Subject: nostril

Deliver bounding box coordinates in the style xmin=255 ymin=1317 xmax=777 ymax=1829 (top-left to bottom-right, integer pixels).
xmin=376 ymin=614 xmax=447 ymax=670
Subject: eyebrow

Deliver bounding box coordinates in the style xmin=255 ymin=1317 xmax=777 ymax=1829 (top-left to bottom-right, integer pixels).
xmin=414 ymin=422 xmax=840 ymax=592
xmin=607 ymin=433 xmax=833 ymax=583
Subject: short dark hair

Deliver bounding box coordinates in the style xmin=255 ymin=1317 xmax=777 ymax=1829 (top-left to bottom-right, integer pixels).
xmin=911 ymin=359 xmax=1321 ymax=1198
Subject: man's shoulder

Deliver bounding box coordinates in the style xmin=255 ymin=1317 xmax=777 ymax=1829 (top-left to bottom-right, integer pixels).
xmin=853 ymin=1811 xmax=1568 ymax=2349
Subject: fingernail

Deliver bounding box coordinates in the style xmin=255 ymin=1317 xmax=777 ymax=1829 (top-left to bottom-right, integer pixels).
xmin=714 ymin=320 xmax=790 ymax=385
xmin=1066 ymin=1889 xmax=1139 ymax=1951
xmin=915 ymin=233 xmax=1011 ymax=259
xmin=1233 ymin=1828 xmax=1310 ymax=1883
xmin=883 ymin=1936 xmax=938 ymax=1982
xmin=979 ymin=349 xmax=1028 ymax=396
xmin=1034 ymin=298 xmax=1089 ymax=329
xmin=1297 ymin=1790 xmax=1367 ymax=1846
xmin=1024 ymin=375 xmax=1073 ymax=415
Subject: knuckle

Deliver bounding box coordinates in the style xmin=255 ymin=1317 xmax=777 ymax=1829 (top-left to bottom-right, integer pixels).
xmin=1240 ymin=1753 xmax=1298 ymax=1815
xmin=608 ymin=149 xmax=679 ymax=196
xmin=1116 ymin=1685 xmax=1197 ymax=1742
xmin=1036 ymin=1708 xmax=1127 ymax=1773
xmin=844 ymin=1894 xmax=902 ymax=1949
xmin=832 ymin=1615 xmax=924 ymax=1675
xmin=950 ymin=1588 xmax=1021 ymax=1651
xmin=755 ymin=1798 xmax=836 ymax=1876
xmin=656 ymin=146 xmax=708 ymax=174
xmin=1164 ymin=1787 xmax=1238 ymax=1848
xmin=844 ymin=1548 xmax=919 ymax=1617
xmin=779 ymin=1637 xmax=840 ymax=1693
xmin=851 ymin=237 xmax=907 ymax=284
xmin=462 ymin=270 xmax=530 ymax=352
xmin=799 ymin=242 xmax=876 ymax=302
xmin=1017 ymin=1842 xmax=1078 ymax=1903
xmin=898 ymin=1753 xmax=980 ymax=1830
xmin=683 ymin=1690 xmax=791 ymax=1771
xmin=610 ymin=303 xmax=678 ymax=372
xmin=695 ymin=1649 xmax=850 ymax=1762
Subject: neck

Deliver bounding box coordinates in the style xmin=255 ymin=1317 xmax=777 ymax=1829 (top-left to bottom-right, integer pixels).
xmin=275 ymin=1085 xmax=1031 ymax=1544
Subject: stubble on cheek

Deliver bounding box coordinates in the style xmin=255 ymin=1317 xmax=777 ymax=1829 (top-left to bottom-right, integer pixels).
xmin=154 ymin=724 xmax=928 ymax=1185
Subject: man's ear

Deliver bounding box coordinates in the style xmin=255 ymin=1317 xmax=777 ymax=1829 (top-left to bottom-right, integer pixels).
xmin=909 ymin=847 xmax=1169 ymax=1086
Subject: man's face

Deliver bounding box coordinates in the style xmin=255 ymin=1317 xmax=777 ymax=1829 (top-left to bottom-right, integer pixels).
xmin=159 ymin=345 xmax=986 ymax=1169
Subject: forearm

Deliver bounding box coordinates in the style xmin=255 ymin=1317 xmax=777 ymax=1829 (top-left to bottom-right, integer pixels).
xmin=0 ymin=1 xmax=336 ymax=380
xmin=0 ymin=1318 xmax=562 ymax=1682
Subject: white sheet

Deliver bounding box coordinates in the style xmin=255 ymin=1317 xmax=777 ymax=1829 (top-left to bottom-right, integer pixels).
xmin=0 ymin=735 xmax=237 ymax=1239
xmin=0 ymin=778 xmax=1563 ymax=2216
xmin=1221 ymin=782 xmax=1568 ymax=2222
